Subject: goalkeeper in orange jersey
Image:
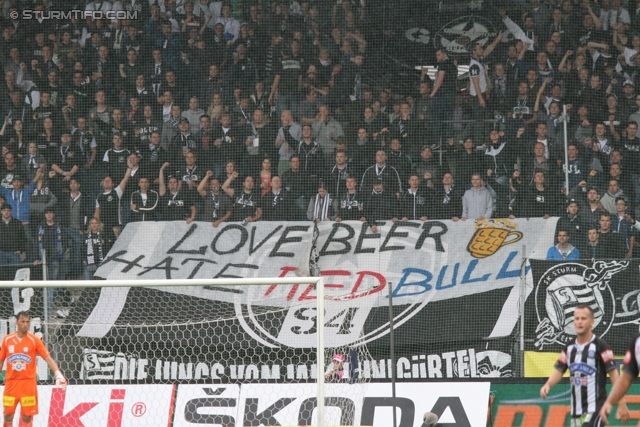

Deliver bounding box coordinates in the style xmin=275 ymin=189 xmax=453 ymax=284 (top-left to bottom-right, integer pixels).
xmin=0 ymin=311 xmax=67 ymax=427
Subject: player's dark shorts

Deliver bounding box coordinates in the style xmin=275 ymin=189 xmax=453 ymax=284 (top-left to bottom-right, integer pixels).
xmin=3 ymin=379 xmax=38 ymax=416
xmin=571 ymin=413 xmax=604 ymax=427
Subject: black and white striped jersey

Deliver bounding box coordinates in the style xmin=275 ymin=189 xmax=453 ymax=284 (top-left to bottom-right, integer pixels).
xmin=622 ymin=334 xmax=640 ymax=378
xmin=554 ymin=335 xmax=616 ymax=416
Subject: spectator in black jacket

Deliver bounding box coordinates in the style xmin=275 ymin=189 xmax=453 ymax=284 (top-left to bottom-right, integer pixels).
xmin=297 ymin=124 xmax=324 ymax=184
xmin=335 ymin=177 xmax=366 ymax=222
xmin=580 ymin=226 xmax=609 ymax=260
xmin=386 ymin=138 xmax=412 ymax=185
xmin=522 ymin=171 xmax=559 ymax=218
xmin=281 ymin=155 xmax=312 ymax=220
xmin=56 ymin=178 xmax=94 ymax=279
xmin=396 ymin=174 xmax=429 ymax=221
xmin=555 ymin=199 xmax=587 ymax=249
xmin=446 ymin=137 xmax=484 ymax=192
xmin=412 ymin=146 xmax=442 ymax=190
xmin=261 ymin=176 xmax=293 ymax=221
xmin=431 ymin=173 xmax=462 ymax=220
xmin=213 ymin=114 xmax=244 ymax=170
xmin=325 ymin=150 xmax=354 ymax=202
xmin=360 ymin=149 xmax=403 ymax=197
xmin=484 ymin=129 xmax=516 ymax=187
xmin=364 ymin=179 xmax=397 ymax=233
xmin=597 ymin=212 xmax=626 ymax=259
xmin=130 ymin=177 xmax=160 ymax=222
xmin=139 ymin=131 xmax=169 ymax=186
xmin=0 ymin=204 xmax=27 ymax=265
xmin=82 ymin=217 xmax=112 ymax=280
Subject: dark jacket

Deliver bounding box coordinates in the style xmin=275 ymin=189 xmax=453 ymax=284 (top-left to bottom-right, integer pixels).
xmin=261 ymin=189 xmax=294 ymax=221
xmin=397 ymin=188 xmax=429 ymax=220
xmin=130 ymin=190 xmax=160 ymax=222
xmin=430 ymin=187 xmax=463 ymax=220
xmin=55 ymin=192 xmax=94 ymax=229
xmin=364 ymin=190 xmax=397 ymax=226
xmin=0 ymin=217 xmax=27 ymax=253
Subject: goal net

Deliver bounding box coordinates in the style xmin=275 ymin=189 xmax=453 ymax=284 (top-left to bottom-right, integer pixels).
xmin=0 ymin=277 xmax=374 ymax=427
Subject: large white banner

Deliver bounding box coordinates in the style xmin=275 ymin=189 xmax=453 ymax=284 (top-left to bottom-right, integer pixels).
xmin=88 ymin=219 xmax=554 ymax=344
xmin=96 ymin=219 xmax=554 ymax=296
xmin=173 ymin=382 xmax=490 ymax=427
xmin=2 ymin=384 xmax=175 ymax=427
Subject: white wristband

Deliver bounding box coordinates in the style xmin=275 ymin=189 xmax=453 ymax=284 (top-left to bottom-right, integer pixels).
xmin=54 ymin=370 xmax=64 ymax=380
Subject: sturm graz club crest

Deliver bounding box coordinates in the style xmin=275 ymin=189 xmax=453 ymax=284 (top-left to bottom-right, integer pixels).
xmin=534 ymin=261 xmax=628 ymax=350
xmin=433 ymin=15 xmax=497 ymax=56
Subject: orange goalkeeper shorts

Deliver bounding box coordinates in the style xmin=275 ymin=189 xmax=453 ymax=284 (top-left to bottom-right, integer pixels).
xmin=3 ymin=380 xmax=38 ymax=416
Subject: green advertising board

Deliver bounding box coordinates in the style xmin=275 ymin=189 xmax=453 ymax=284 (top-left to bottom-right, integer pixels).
xmin=490 ymin=381 xmax=640 ymax=426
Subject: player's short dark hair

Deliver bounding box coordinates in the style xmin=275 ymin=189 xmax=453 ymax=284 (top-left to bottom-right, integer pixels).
xmin=575 ymin=305 xmax=594 ymax=319
xmin=16 ymin=311 xmax=31 ymax=320
xmin=557 ymin=229 xmax=569 ymax=236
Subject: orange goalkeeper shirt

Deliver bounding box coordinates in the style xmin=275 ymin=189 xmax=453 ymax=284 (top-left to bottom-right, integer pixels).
xmin=0 ymin=332 xmax=50 ymax=381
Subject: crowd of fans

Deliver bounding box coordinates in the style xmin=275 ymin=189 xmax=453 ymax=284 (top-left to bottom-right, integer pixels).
xmin=1 ymin=0 xmax=640 ymax=286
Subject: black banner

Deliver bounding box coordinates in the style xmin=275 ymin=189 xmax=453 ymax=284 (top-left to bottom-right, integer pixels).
xmin=60 ymin=285 xmax=517 ymax=382
xmin=527 ymin=259 xmax=639 ymax=354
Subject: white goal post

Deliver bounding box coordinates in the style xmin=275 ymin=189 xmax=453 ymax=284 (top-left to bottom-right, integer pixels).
xmin=0 ymin=277 xmax=374 ymax=427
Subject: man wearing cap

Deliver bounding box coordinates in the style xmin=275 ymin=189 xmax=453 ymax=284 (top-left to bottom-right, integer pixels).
xmin=1 ymin=152 xmax=21 ymax=190
xmin=619 ymin=80 xmax=636 ymax=114
xmin=171 ymin=117 xmax=198 ymax=161
xmin=0 ymin=204 xmax=27 ymax=265
xmin=325 ymin=353 xmax=346 ymax=380
xmin=0 ymin=171 xmax=42 ymax=225
xmin=34 ymin=207 xmax=67 ymax=284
